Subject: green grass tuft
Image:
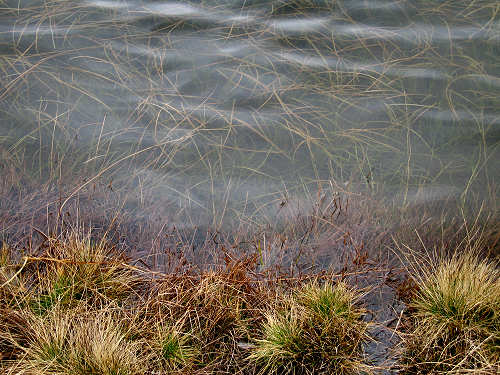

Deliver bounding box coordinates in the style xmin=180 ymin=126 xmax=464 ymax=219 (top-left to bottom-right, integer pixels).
xmin=402 ymin=250 xmax=500 ymax=373
xmin=250 ymin=281 xmax=369 ymax=374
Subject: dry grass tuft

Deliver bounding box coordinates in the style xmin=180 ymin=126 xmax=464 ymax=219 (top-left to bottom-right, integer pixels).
xmin=26 ymin=232 xmax=140 ymax=314
xmin=400 ymin=237 xmax=500 ymax=374
xmin=3 ymin=307 xmax=143 ymax=375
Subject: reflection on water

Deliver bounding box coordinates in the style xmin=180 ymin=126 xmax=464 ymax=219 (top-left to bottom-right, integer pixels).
xmin=0 ymin=0 xmax=498 ymax=229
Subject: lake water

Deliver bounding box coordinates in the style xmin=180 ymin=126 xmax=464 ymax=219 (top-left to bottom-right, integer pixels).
xmin=1 ymin=0 xmax=498 ymax=235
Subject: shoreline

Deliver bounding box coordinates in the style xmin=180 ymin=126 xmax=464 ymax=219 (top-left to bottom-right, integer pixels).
xmin=1 ymin=188 xmax=498 ymax=374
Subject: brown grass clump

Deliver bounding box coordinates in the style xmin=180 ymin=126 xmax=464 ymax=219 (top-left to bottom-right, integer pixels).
xmin=140 ymin=255 xmax=271 ymax=373
xmin=0 ymin=243 xmax=29 ymax=363
xmin=3 ymin=306 xmax=144 ymax=375
xmin=26 ymin=232 xmax=141 ymax=314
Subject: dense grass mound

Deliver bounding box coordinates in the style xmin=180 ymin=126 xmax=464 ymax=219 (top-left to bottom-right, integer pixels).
xmin=250 ymin=281 xmax=369 ymax=374
xmin=5 ymin=307 xmax=143 ymax=375
xmin=31 ymin=233 xmax=139 ymax=313
xmin=402 ymin=251 xmax=500 ymax=374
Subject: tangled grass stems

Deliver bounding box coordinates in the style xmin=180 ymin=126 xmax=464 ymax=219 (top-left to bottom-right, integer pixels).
xmin=0 ymin=4 xmax=498 ymax=374
xmin=0 ymin=189 xmax=498 ymax=374
xmin=0 ymin=226 xmax=380 ymax=374
xmin=3 ymin=306 xmax=144 ymax=375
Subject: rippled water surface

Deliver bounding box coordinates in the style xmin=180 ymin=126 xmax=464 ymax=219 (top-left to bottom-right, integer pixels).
xmin=0 ymin=0 xmax=498 ymax=231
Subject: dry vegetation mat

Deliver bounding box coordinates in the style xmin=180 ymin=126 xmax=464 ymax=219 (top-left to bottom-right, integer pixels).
xmin=0 ymin=216 xmax=498 ymax=374
xmin=0 ymin=231 xmax=371 ymax=375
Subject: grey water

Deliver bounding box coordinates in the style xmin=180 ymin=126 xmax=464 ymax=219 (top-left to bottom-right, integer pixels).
xmin=0 ymin=0 xmax=498 ymax=231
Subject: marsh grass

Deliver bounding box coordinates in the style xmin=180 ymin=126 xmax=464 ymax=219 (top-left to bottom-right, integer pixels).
xmin=152 ymin=321 xmax=196 ymax=371
xmin=27 ymin=232 xmax=140 ymax=314
xmin=0 ymin=227 xmax=377 ymax=374
xmin=250 ymin=302 xmax=305 ymax=374
xmin=0 ymin=195 xmax=498 ymax=374
xmin=250 ymin=281 xmax=370 ymax=374
xmin=1 ymin=0 xmax=497 ymax=236
xmin=0 ymin=0 xmax=499 ymax=373
xmin=138 ymin=255 xmax=273 ymax=372
xmin=4 ymin=307 xmax=144 ymax=375
xmin=398 ymin=227 xmax=500 ymax=374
